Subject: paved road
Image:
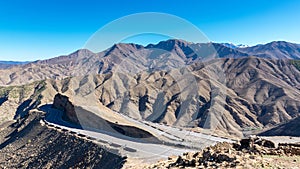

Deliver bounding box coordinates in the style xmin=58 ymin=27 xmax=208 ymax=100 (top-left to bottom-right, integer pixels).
xmin=118 ymin=113 xmax=235 ymax=148
xmin=41 ymin=105 xmax=233 ymax=163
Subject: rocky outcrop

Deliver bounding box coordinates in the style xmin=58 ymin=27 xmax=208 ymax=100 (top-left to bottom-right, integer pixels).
xmin=52 ymin=93 xmax=159 ymax=141
xmin=239 ymin=136 xmax=275 ymax=149
xmin=277 ymin=143 xmax=300 ymax=156
xmin=144 ymin=137 xmax=300 ymax=169
xmin=52 ymin=93 xmax=80 ymax=124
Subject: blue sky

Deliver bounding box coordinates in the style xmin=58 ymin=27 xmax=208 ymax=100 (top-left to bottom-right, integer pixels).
xmin=0 ymin=0 xmax=300 ymax=61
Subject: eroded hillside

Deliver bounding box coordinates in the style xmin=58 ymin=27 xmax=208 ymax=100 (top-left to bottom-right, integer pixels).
xmin=0 ymin=40 xmax=300 ymax=138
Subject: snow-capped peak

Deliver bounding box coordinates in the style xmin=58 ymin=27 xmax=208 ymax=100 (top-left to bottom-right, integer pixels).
xmin=220 ymin=43 xmax=249 ymax=49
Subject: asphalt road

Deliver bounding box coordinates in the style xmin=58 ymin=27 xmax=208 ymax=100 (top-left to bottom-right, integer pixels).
xmin=41 ymin=106 xmax=233 ymax=163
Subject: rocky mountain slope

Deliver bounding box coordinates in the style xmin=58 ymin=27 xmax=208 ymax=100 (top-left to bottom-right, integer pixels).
xmin=0 ymin=80 xmax=47 ymax=123
xmin=56 ymin=58 xmax=300 ymax=137
xmin=260 ymin=116 xmax=300 ymax=136
xmin=1 ymin=58 xmax=300 ymax=138
xmin=238 ymin=41 xmax=300 ymax=59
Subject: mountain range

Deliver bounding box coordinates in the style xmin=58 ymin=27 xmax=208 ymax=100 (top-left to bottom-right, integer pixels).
xmin=0 ymin=40 xmax=300 ymax=86
xmin=0 ymin=39 xmax=300 ymax=138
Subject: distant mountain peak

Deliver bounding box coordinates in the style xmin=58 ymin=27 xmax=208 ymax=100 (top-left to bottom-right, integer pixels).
xmin=103 ymin=43 xmax=144 ymax=57
xmin=113 ymin=43 xmax=144 ymax=50
xmin=265 ymin=41 xmax=300 ymax=48
xmin=238 ymin=41 xmax=300 ymax=59
xmin=220 ymin=43 xmax=249 ymax=49
xmin=70 ymin=49 xmax=94 ymax=56
xmin=145 ymin=39 xmax=191 ymax=50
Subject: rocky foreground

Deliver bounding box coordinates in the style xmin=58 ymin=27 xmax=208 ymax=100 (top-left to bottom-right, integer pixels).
xmin=138 ymin=137 xmax=300 ymax=169
xmin=0 ymin=111 xmax=126 ymax=169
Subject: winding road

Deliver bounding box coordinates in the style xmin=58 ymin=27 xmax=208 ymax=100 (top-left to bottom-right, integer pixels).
xmin=40 ymin=105 xmax=233 ymax=163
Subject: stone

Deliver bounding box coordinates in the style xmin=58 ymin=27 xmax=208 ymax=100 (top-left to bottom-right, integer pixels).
xmin=168 ymin=155 xmax=177 ymax=161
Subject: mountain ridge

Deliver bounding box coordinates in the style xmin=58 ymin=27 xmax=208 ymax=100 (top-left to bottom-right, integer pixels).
xmin=2 ymin=39 xmax=297 ymax=67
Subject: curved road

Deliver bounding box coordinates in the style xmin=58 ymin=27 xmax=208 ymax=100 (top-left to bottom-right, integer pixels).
xmin=41 ymin=106 xmax=233 ymax=163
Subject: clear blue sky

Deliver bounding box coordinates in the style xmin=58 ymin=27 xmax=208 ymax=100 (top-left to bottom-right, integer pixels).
xmin=0 ymin=0 xmax=300 ymax=61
